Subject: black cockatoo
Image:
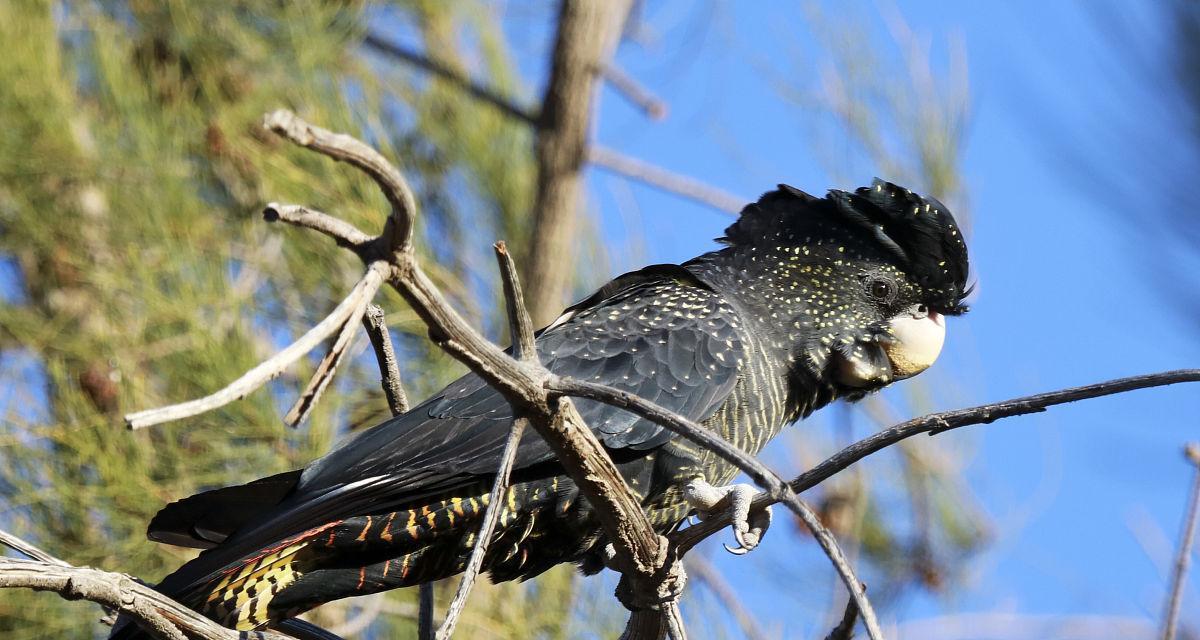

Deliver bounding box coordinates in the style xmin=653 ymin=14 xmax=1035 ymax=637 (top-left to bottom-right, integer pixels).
xmin=112 ymin=179 xmax=970 ymax=636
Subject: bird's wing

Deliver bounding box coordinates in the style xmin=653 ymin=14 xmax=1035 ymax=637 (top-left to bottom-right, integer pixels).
xmin=145 ymin=264 xmax=745 ymax=599
xmin=300 ymin=262 xmax=745 ymax=487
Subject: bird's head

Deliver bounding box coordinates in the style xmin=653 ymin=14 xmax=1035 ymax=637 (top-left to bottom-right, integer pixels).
xmin=711 ymin=179 xmax=971 ymax=403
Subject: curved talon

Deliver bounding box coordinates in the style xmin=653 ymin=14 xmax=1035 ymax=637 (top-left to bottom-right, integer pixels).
xmin=683 ymin=477 xmax=773 ymax=555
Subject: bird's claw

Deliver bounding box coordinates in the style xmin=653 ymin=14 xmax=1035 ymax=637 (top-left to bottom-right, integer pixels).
xmin=722 ymin=542 xmax=750 ymax=555
xmin=683 ymin=478 xmax=772 ymax=555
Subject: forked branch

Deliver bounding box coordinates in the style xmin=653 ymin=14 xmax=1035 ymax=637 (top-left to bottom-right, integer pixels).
xmin=0 ymin=531 xmax=328 ymax=640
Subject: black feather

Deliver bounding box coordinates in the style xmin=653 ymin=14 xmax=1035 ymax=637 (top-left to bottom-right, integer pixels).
xmin=720 ymin=178 xmax=970 ymax=312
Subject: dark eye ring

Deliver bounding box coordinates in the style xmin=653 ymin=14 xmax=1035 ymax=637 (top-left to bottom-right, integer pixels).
xmin=866 ymin=277 xmax=896 ymax=302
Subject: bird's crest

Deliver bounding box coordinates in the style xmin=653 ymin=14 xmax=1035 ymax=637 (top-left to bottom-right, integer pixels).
xmin=721 ymin=179 xmax=971 ymax=311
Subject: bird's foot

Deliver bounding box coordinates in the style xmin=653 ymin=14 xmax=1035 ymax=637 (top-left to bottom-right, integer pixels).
xmin=683 ymin=478 xmax=772 ymax=555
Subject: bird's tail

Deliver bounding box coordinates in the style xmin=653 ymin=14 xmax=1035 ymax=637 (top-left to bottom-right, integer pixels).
xmin=108 ymin=487 xmax=544 ymax=639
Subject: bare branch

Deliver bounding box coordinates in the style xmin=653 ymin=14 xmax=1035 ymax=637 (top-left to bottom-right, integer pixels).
xmin=523 ymin=0 xmax=634 ymax=326
xmin=433 ymin=246 xmax=537 ymax=639
xmin=494 ymin=241 xmax=536 ymax=362
xmin=125 ymin=264 xmax=387 ymax=430
xmin=263 ymin=204 xmax=375 ymax=256
xmin=361 ymin=302 xmax=421 ymax=634
xmin=685 ymin=556 xmax=772 ymax=640
xmin=263 ymin=111 xmax=417 ymax=250
xmin=602 ymin=64 xmax=668 ymax=120
xmin=823 ymin=594 xmax=861 ymax=640
xmin=673 ymin=369 xmax=1200 ymax=551
xmin=587 ymin=146 xmax=747 ymax=214
xmin=263 ymin=110 xmax=672 ymax=635
xmin=436 ymin=418 xmax=528 ymax=639
xmin=789 ymin=369 xmax=1200 ymax=497
xmin=418 ymin=584 xmax=435 ymax=640
xmin=0 ymin=530 xmax=69 ymax=567
xmin=1161 ymin=442 xmax=1200 ymax=640
xmin=0 ymin=556 xmax=309 ymax=640
xmin=361 ymin=33 xmax=538 ymax=125
xmin=283 ymin=290 xmax=369 ymax=428
xmin=361 ymin=304 xmax=410 ymax=415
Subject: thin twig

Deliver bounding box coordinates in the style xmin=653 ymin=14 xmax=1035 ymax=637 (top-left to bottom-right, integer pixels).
xmin=664 ymin=604 xmax=688 ymax=640
xmin=685 ymin=556 xmax=772 ymax=640
xmin=0 ymin=529 xmax=69 ymax=567
xmin=361 ymin=304 xmax=410 ymax=415
xmin=587 ymin=146 xmax=747 ymax=214
xmin=433 ymin=243 xmax=538 ymax=638
xmin=673 ymin=369 xmax=1200 ymax=550
xmin=792 ymin=370 xmax=1200 ymax=494
xmin=360 ymin=301 xmax=421 ymax=635
xmin=125 ymin=264 xmax=387 ymax=429
xmin=494 ymin=241 xmax=536 ymax=362
xmin=436 ymin=418 xmax=528 ymax=639
xmin=263 ymin=204 xmax=375 ymax=256
xmin=361 ymin=33 xmax=538 ymax=125
xmin=823 ymin=593 xmax=862 ymax=640
xmin=284 ymin=287 xmax=374 ymax=428
xmin=1161 ymin=442 xmax=1200 ymax=640
xmin=522 ymin=0 xmax=634 ymax=327
xmin=602 ymin=63 xmax=668 ymax=120
xmin=0 ymin=556 xmax=311 ymax=640
xmin=418 ymin=583 xmax=435 ymax=640
xmin=263 ymin=111 xmax=417 ymax=249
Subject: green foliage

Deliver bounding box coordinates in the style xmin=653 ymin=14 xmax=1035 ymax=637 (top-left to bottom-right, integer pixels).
xmin=0 ymin=2 xmax=563 ymax=637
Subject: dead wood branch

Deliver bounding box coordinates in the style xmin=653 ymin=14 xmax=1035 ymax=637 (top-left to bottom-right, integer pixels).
xmin=361 ymin=33 xmax=538 ymax=125
xmin=0 ymin=529 xmax=69 ymax=567
xmin=0 ymin=557 xmax=314 ymax=640
xmin=262 ymin=205 xmax=375 ymax=255
xmin=587 ymin=146 xmax=747 ymax=214
xmin=284 ymin=292 xmax=368 ymax=428
xmin=435 ymin=244 xmax=536 ymax=639
xmin=361 ymin=303 xmax=410 ymax=415
xmin=685 ymin=556 xmax=772 ymax=640
xmin=494 ymin=242 xmax=537 ymax=362
xmin=256 ymin=110 xmax=676 ymax=637
xmin=436 ymin=418 xmax=527 ymax=639
xmin=418 ymin=584 xmax=435 ymax=640
xmin=671 ymin=369 xmax=1200 ymax=549
xmin=0 ymin=530 xmax=342 ymax=639
xmin=262 ymin=111 xmax=417 ymax=249
xmin=125 ymin=264 xmax=386 ymax=430
xmin=602 ymin=63 xmax=667 ymax=120
xmin=823 ymin=594 xmax=862 ymax=640
xmin=523 ymin=0 xmax=635 ymax=327
xmin=1161 ymin=442 xmax=1200 ymax=640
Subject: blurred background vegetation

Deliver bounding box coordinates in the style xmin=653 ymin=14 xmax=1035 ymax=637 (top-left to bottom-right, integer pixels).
xmin=0 ymin=1 xmax=1195 ymax=639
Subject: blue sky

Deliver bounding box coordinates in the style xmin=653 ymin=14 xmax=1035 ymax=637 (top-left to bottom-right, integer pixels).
xmin=499 ymin=1 xmax=1200 ymax=636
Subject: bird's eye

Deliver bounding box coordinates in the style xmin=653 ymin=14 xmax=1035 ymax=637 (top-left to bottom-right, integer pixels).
xmin=865 ymin=277 xmax=896 ymax=302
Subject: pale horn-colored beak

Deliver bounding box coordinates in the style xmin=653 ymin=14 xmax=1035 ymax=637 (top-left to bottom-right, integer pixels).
xmin=882 ymin=307 xmax=945 ymax=379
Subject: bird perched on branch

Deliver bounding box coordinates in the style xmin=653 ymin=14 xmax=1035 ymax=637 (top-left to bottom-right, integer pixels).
xmin=112 ymin=179 xmax=970 ymax=636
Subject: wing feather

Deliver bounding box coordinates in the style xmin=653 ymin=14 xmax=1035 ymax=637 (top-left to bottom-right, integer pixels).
xmin=147 ymin=264 xmax=746 ymax=601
